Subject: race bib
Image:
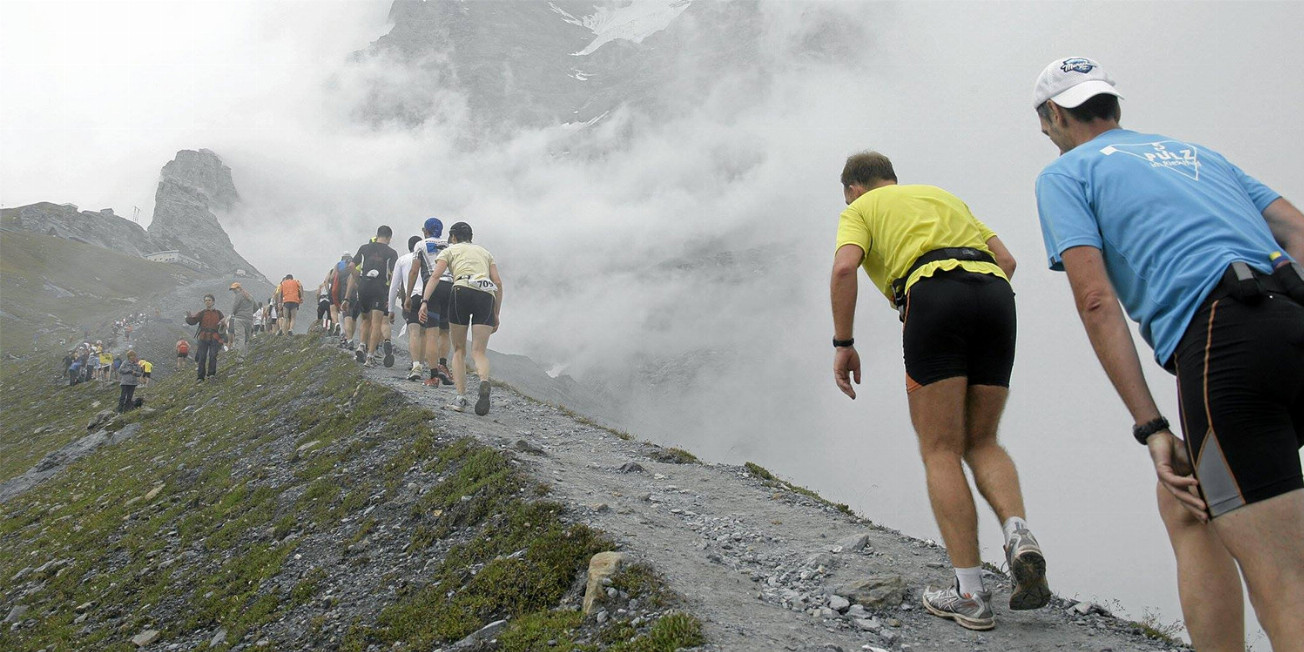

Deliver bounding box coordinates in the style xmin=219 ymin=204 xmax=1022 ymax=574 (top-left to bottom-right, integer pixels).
xmin=460 ymin=275 xmax=497 ymax=292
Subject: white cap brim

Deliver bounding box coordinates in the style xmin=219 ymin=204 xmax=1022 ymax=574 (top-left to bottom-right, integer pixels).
xmin=1050 ymin=80 xmax=1122 ymax=109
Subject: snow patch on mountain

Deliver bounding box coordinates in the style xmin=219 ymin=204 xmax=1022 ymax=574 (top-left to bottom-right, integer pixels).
xmin=552 ymin=0 xmax=694 ymax=56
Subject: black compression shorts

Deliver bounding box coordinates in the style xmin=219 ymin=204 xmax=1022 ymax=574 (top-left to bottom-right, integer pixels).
xmin=448 ymin=285 xmax=497 ymax=327
xmin=423 ymin=280 xmax=453 ymax=330
xmin=317 ymin=301 xmax=331 ymax=321
xmin=357 ymin=280 xmax=388 ymax=315
xmin=901 ymin=269 xmax=1015 ymax=391
xmin=403 ymin=296 xmax=424 ymax=326
xmin=1173 ymin=293 xmax=1304 ymax=518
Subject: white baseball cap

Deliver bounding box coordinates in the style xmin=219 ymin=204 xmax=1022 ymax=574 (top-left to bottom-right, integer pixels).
xmin=1033 ymin=57 xmax=1122 ymax=108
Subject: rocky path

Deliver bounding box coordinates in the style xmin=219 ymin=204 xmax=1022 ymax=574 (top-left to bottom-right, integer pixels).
xmin=357 ymin=348 xmax=1186 ymax=652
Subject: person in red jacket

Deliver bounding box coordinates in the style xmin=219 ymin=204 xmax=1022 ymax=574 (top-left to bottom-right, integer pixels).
xmin=185 ymin=294 xmax=225 ymax=382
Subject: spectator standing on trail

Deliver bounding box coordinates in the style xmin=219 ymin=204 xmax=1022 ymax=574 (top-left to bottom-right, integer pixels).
xmin=419 ymin=221 xmax=502 ymax=415
xmin=411 ymin=217 xmax=455 ymax=387
xmin=185 ymin=294 xmax=224 ymax=382
xmin=228 ymin=282 xmax=255 ymax=350
xmin=117 ymin=351 xmax=143 ymax=413
xmin=278 ymin=274 xmax=304 ymax=335
xmin=1030 ymin=57 xmax=1304 ymax=649
xmin=347 ymin=226 xmax=399 ymax=367
xmin=829 ymin=152 xmax=1047 ymax=631
xmin=390 ymin=235 xmax=426 ymax=380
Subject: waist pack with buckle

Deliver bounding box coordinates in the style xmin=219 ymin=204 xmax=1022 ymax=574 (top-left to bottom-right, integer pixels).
xmin=1209 ymin=259 xmax=1304 ymax=306
xmin=890 ymin=247 xmax=997 ymax=310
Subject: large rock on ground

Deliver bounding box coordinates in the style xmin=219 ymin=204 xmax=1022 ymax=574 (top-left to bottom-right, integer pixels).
xmin=582 ymin=551 xmax=626 ymax=614
xmin=832 ymin=574 xmax=908 ymax=609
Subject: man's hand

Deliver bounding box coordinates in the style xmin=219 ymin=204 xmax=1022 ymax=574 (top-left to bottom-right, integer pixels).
xmin=1146 ymin=430 xmax=1207 ymax=521
xmin=834 ymin=346 xmax=861 ymax=399
xmin=418 ymin=304 xmax=428 ymax=323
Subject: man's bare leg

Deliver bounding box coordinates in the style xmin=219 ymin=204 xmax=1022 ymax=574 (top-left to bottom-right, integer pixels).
xmin=1211 ymin=489 xmax=1304 ymax=651
xmin=1157 ymin=484 xmax=1245 ymax=651
xmin=908 ymin=376 xmax=980 ymax=569
xmin=962 ymin=385 xmax=1024 ymax=523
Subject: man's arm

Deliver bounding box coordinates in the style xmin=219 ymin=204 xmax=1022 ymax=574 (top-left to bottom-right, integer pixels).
xmin=1262 ymin=197 xmax=1304 ymax=263
xmin=489 ymin=263 xmax=504 ymax=331
xmin=1060 ymin=246 xmax=1207 ymax=517
xmin=985 ymin=236 xmax=1017 ymax=280
xmin=830 ymin=244 xmax=864 ymax=399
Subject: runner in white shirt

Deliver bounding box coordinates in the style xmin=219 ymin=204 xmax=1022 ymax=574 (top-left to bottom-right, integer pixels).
xmin=389 ymin=235 xmax=427 ymax=380
xmin=408 ymin=217 xmax=455 ymax=387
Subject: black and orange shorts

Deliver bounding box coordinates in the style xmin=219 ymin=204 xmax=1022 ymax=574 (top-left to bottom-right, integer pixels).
xmin=1172 ymin=294 xmax=1304 ymax=518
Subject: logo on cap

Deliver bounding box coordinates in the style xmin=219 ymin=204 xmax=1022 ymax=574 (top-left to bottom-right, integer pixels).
xmin=1060 ymin=58 xmax=1096 ymax=74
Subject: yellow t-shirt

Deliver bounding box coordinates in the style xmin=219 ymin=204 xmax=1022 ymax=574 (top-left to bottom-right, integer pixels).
xmin=436 ymin=243 xmax=498 ymax=293
xmin=141 ymin=361 xmax=152 ymax=373
xmin=835 ymin=184 xmax=1006 ymax=305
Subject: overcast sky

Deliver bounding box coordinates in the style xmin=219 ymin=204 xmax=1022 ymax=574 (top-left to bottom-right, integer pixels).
xmin=4 ymin=1 xmax=1303 ymax=644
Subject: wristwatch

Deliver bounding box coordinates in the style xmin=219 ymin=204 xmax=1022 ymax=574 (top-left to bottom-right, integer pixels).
xmin=833 ymin=338 xmax=854 ymax=348
xmin=1133 ymin=416 xmax=1170 ymax=445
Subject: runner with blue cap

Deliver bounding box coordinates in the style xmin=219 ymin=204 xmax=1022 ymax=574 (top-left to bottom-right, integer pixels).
xmin=409 ymin=217 xmax=455 ymax=386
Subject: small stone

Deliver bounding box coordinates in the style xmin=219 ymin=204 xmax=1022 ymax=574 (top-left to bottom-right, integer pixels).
xmin=514 ymin=440 xmax=546 ymax=455
xmin=1073 ymin=601 xmax=1094 ymax=615
xmin=595 ymin=610 xmax=608 ymax=624
xmin=853 ymin=617 xmax=881 ymax=632
xmin=583 ymin=552 xmax=626 ymax=614
xmin=828 ymin=595 xmax=850 ymax=612
xmin=833 ymin=574 xmax=908 ymax=609
xmin=835 ymin=533 xmax=870 ymax=552
xmin=131 ymin=629 xmax=160 ymax=647
xmin=296 ymin=440 xmax=321 ymax=453
xmin=210 ymin=628 xmax=228 ymax=647
xmin=606 ymin=587 xmax=618 ymax=598
xmin=75 ymin=601 xmax=94 ymax=614
xmin=618 ymin=462 xmax=644 ymax=473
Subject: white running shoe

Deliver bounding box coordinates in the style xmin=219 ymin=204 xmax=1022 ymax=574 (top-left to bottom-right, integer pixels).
xmin=447 ymin=395 xmax=469 ymax=412
xmin=922 ymin=581 xmax=995 ymax=631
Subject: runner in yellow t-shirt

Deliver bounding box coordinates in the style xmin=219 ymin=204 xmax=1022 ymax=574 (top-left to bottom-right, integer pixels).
xmin=829 ymin=151 xmax=1048 ymax=631
xmin=419 ymin=221 xmax=503 ymax=416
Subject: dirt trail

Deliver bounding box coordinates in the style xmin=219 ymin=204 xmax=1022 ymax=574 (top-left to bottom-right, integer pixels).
xmin=358 ymin=348 xmax=1185 ymax=652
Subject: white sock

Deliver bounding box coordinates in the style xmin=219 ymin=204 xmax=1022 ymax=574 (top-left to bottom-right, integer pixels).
xmin=1002 ymin=516 xmax=1028 ymax=543
xmin=955 ymin=566 xmax=984 ymax=596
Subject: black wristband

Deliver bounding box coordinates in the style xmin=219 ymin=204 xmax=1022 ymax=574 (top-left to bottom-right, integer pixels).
xmin=1133 ymin=416 xmax=1170 ymax=445
xmin=833 ymin=338 xmax=854 ymax=348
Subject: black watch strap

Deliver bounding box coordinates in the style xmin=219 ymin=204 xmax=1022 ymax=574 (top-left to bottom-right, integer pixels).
xmin=1133 ymin=416 xmax=1170 ymax=445
xmin=833 ymin=337 xmax=854 ymax=348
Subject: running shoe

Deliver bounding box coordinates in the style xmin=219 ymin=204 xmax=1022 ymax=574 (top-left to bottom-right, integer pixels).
xmin=355 ymin=347 xmax=366 ymax=364
xmin=382 ymin=340 xmax=394 ymax=367
xmin=1005 ymin=526 xmax=1051 ymax=610
xmin=422 ymin=377 xmax=440 ymax=387
xmin=435 ymin=364 xmax=454 ymax=385
xmin=448 ymin=394 xmax=469 ymax=412
xmin=922 ymin=581 xmax=995 ymax=631
xmin=407 ymin=363 xmax=423 ymax=381
xmin=475 ymin=380 xmax=491 ymax=416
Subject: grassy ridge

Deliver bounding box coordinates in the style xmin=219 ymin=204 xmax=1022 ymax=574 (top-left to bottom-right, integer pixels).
xmin=0 ymin=231 xmax=200 ymax=351
xmin=0 ymin=334 xmax=702 ymax=651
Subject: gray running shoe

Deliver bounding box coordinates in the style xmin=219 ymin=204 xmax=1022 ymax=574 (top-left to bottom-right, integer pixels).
xmin=355 ymin=347 xmax=366 ymax=364
xmin=475 ymin=380 xmax=491 ymax=416
xmin=382 ymin=340 xmax=394 ymax=368
xmin=922 ymin=581 xmax=995 ymax=631
xmin=1005 ymin=526 xmax=1051 ymax=610
xmin=448 ymin=394 xmax=469 ymax=412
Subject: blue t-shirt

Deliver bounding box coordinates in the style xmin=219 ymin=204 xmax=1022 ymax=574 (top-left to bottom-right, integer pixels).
xmin=1035 ymin=129 xmax=1284 ymax=365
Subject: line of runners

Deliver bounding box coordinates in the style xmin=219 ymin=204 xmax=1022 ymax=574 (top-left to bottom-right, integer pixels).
xmin=830 ymin=57 xmax=1304 ymax=647
xmin=308 ymin=218 xmax=503 ymax=415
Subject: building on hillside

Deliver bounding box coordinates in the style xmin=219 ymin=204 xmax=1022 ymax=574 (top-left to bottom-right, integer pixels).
xmin=144 ymin=250 xmax=205 ymax=272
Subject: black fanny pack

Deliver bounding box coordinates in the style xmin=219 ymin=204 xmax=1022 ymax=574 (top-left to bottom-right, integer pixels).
xmin=891 ymin=247 xmax=997 ymax=308
xmin=1208 ymin=260 xmax=1304 ymax=306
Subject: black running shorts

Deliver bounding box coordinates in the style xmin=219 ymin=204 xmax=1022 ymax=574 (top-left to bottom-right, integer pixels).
xmin=448 ymin=285 xmax=497 ymax=327
xmin=403 ymin=296 xmax=424 ymax=326
xmin=901 ymin=270 xmax=1015 ymax=391
xmin=317 ymin=301 xmax=330 ymax=321
xmin=424 ymin=280 xmax=453 ymax=330
xmin=1172 ymin=294 xmax=1304 ymax=518
xmin=283 ymin=301 xmax=299 ymax=313
xmin=357 ymin=280 xmax=388 ymax=315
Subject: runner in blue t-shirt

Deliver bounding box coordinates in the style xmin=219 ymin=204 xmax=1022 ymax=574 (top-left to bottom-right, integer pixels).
xmin=1031 ymin=56 xmax=1304 ymax=650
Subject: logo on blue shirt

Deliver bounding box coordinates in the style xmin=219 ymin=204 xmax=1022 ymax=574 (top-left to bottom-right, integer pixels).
xmin=1060 ymin=58 xmax=1095 ymax=74
xmin=1100 ymin=141 xmax=1202 ymax=181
